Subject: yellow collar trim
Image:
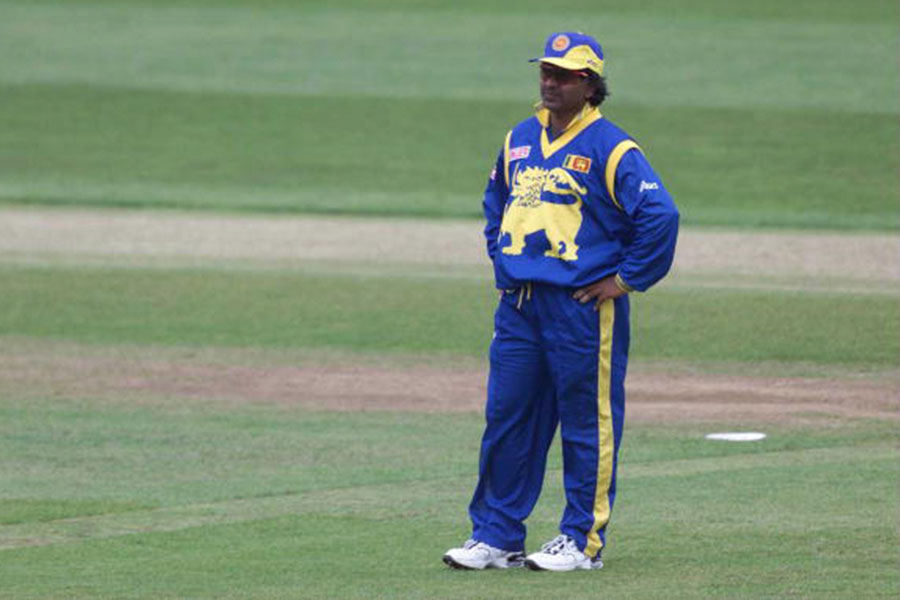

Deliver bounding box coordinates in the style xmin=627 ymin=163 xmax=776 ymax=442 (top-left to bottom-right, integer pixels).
xmin=536 ymin=104 xmax=602 ymax=159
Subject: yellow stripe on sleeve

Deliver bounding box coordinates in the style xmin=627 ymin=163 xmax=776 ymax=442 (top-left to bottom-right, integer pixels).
xmin=604 ymin=140 xmax=641 ymax=211
xmin=503 ymin=130 xmax=513 ymax=188
xmin=584 ymin=298 xmax=615 ymax=558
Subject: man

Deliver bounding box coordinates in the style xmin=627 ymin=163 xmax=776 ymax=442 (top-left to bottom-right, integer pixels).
xmin=443 ymin=32 xmax=679 ymax=572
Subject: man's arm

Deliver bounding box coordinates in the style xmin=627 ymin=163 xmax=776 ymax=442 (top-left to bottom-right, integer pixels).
xmin=613 ymin=148 xmax=679 ymax=291
xmin=483 ymin=144 xmax=509 ymax=260
xmin=574 ymin=146 xmax=679 ymax=308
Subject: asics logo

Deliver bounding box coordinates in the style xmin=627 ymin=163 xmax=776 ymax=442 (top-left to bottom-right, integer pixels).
xmin=639 ymin=180 xmax=659 ymax=193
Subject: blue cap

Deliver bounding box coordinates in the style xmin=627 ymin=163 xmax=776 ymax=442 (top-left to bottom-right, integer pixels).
xmin=529 ymin=31 xmax=604 ymax=76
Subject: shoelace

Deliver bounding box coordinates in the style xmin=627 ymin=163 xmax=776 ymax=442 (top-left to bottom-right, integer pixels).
xmin=463 ymin=541 xmax=495 ymax=556
xmin=472 ymin=542 xmax=500 ymax=558
xmin=541 ymin=534 xmax=576 ymax=555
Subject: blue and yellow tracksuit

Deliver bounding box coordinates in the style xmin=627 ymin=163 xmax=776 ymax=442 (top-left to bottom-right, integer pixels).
xmin=469 ymin=105 xmax=679 ymax=558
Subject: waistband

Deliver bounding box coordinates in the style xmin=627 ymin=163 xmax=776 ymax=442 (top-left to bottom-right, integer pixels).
xmin=502 ymin=281 xmax=571 ymax=310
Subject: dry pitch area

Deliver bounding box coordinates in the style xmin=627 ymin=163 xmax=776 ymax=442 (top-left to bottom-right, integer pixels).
xmin=3 ymin=207 xmax=898 ymax=285
xmin=1 ymin=206 xmax=898 ymax=424
xmin=3 ymin=341 xmax=897 ymax=426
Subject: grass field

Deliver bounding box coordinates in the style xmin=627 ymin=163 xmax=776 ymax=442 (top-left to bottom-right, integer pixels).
xmin=1 ymin=0 xmax=897 ymax=228
xmin=1 ymin=0 xmax=898 ymax=598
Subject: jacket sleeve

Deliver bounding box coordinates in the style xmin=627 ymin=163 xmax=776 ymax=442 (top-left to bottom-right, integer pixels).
xmin=482 ymin=144 xmax=509 ymax=261
xmin=612 ymin=149 xmax=680 ymax=292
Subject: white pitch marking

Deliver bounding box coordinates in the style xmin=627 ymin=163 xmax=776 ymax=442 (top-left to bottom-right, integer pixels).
xmin=705 ymin=432 xmax=767 ymax=442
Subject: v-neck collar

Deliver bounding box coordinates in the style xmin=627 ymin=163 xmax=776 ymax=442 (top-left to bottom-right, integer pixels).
xmin=536 ymin=104 xmax=602 ymax=159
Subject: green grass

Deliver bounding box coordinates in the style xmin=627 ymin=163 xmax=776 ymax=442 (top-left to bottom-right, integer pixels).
xmin=1 ymin=265 xmax=897 ymax=368
xmin=1 ymin=394 xmax=896 ymax=598
xmin=19 ymin=0 xmax=900 ymax=23
xmin=634 ymin=288 xmax=900 ymax=366
xmin=0 ymin=499 xmax=149 ymax=526
xmin=3 ymin=388 xmax=891 ymax=507
xmin=2 ymin=84 xmax=896 ymax=228
xmin=0 ymin=0 xmax=897 ymax=229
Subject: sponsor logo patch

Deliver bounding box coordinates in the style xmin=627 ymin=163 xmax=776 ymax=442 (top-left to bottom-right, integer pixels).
xmin=509 ymin=145 xmax=531 ymax=160
xmin=563 ymin=154 xmax=592 ymax=173
xmin=552 ymin=34 xmax=570 ymax=52
xmin=639 ymin=180 xmax=660 ymax=192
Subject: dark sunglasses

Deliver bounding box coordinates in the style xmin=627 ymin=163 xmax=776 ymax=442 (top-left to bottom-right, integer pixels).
xmin=539 ymin=65 xmax=589 ymax=84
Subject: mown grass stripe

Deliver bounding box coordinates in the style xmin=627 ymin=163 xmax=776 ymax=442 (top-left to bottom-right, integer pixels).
xmin=1 ymin=3 xmax=895 ymax=113
xmin=2 ymin=264 xmax=897 ymax=365
xmin=2 ymin=253 xmax=897 ymax=297
xmin=2 ymin=445 xmax=891 ymax=551
xmin=2 ymin=83 xmax=897 ymax=229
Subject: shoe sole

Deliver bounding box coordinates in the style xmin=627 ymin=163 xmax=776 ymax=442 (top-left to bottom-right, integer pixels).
xmin=502 ymin=557 xmax=526 ymax=569
xmin=524 ymin=558 xmax=603 ymax=572
xmin=442 ymin=555 xmax=478 ymax=570
xmin=443 ymin=554 xmax=525 ymax=570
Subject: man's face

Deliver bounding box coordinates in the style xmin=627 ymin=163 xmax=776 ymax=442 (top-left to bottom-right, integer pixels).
xmin=539 ymin=64 xmax=591 ymax=114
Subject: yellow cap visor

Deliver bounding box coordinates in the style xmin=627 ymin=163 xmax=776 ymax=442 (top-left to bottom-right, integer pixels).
xmin=535 ymin=44 xmax=604 ymax=76
xmin=538 ymin=57 xmax=591 ymax=72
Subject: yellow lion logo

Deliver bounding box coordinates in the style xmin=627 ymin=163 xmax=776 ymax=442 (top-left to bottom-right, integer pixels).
xmin=500 ymin=166 xmax=587 ymax=261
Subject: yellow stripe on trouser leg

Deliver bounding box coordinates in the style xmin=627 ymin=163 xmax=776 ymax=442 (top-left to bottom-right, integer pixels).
xmin=585 ymin=298 xmax=615 ymax=558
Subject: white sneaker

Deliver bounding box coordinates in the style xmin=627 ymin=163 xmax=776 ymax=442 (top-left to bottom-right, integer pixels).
xmin=524 ymin=534 xmax=604 ymax=571
xmin=443 ymin=539 xmax=525 ymax=570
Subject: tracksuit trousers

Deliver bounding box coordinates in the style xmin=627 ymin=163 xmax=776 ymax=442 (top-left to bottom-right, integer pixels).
xmin=469 ymin=282 xmax=629 ymax=558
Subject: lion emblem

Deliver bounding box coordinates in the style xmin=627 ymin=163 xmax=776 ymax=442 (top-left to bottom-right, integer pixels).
xmin=500 ymin=166 xmax=587 ymax=261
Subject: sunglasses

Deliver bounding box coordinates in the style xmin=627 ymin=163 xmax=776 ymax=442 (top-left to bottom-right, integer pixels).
xmin=539 ymin=65 xmax=589 ymax=84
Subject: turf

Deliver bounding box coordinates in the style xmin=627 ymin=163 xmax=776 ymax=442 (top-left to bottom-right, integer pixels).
xmin=0 ymin=0 xmax=897 ymax=229
xmin=0 ymin=499 xmax=149 ymax=527
xmin=1 ymin=265 xmax=897 ymax=368
xmin=1 ymin=395 xmax=896 ymax=598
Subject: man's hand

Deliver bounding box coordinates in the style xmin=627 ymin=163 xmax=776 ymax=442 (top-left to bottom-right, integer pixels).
xmin=573 ymin=275 xmax=628 ymax=311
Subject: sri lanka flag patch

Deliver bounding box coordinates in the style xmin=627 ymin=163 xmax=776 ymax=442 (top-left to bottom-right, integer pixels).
xmin=563 ymin=154 xmax=592 ymax=173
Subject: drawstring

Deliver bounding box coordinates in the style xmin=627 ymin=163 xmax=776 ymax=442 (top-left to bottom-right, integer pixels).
xmin=501 ymin=283 xmax=534 ymax=310
xmin=515 ymin=282 xmax=533 ymax=310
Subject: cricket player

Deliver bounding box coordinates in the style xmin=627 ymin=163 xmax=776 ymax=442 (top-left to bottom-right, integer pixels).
xmin=443 ymin=31 xmax=679 ymax=572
